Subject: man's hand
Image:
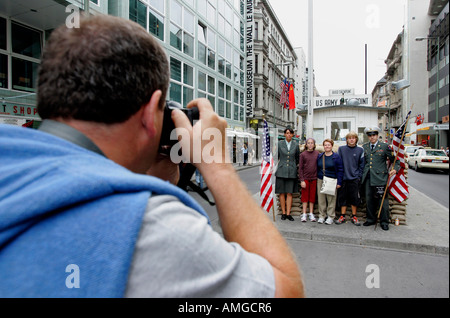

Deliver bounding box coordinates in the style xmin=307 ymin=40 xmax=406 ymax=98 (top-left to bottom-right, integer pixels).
xmin=389 ymin=169 xmax=397 ymax=177
xmin=171 ymin=98 xmax=228 ymax=170
xmin=147 ymin=154 xmax=180 ymax=185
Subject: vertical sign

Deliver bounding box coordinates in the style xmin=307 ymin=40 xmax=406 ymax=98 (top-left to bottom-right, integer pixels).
xmin=245 ymin=0 xmax=254 ymax=118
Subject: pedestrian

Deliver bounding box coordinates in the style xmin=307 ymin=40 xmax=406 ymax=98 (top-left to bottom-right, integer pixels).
xmin=298 ymin=138 xmax=319 ymax=222
xmin=446 ymin=147 xmax=449 ymax=156
xmin=361 ymin=127 xmax=399 ymax=231
xmin=336 ymin=132 xmax=364 ymax=226
xmin=0 ymin=15 xmax=304 ymax=298
xmin=275 ymin=127 xmax=300 ymax=221
xmin=241 ymin=143 xmax=248 ymax=165
xmin=317 ymin=139 xmax=344 ymax=225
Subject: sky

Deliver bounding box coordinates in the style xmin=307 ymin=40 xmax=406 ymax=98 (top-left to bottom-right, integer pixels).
xmin=270 ymin=0 xmax=407 ymax=96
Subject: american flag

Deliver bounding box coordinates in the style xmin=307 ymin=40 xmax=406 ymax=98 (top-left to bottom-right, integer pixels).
xmin=260 ymin=120 xmax=274 ymax=213
xmin=388 ymin=111 xmax=411 ymax=203
xmin=279 ymin=79 xmax=289 ymax=106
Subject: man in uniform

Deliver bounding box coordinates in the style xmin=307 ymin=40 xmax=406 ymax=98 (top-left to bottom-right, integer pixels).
xmin=361 ymin=127 xmax=399 ymax=230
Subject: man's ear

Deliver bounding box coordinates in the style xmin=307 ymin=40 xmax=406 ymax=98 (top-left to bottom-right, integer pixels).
xmin=142 ymin=90 xmax=163 ymax=138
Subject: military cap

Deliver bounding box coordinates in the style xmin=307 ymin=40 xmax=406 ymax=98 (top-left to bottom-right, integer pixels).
xmin=364 ymin=126 xmax=381 ymax=136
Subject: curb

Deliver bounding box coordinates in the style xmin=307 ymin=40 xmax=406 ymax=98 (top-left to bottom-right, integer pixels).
xmin=278 ymin=229 xmax=449 ymax=255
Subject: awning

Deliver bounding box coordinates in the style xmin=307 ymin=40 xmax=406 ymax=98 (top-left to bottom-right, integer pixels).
xmin=226 ymin=130 xmax=260 ymax=139
xmin=409 ymin=125 xmax=440 ymax=136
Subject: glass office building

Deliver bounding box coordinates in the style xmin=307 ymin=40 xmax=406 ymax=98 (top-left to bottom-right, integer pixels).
xmin=121 ymin=0 xmax=248 ymax=130
xmin=1 ymin=0 xmax=248 ymax=131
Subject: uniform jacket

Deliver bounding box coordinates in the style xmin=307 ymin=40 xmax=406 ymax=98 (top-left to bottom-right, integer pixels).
xmin=275 ymin=139 xmax=300 ymax=179
xmin=361 ymin=141 xmax=400 ymax=186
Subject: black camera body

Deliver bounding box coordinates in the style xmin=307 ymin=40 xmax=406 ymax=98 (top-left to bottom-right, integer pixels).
xmin=159 ymin=101 xmax=199 ymax=155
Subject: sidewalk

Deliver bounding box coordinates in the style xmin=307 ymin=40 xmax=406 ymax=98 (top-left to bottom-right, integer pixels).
xmin=216 ymin=164 xmax=449 ymax=255
xmin=267 ymin=186 xmax=449 ymax=255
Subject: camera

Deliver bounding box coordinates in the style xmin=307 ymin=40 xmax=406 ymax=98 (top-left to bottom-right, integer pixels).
xmin=159 ymin=100 xmax=199 ymax=155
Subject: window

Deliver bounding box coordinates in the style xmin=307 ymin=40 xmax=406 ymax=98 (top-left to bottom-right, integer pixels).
xmin=169 ymin=57 xmax=194 ymax=107
xmin=170 ymin=24 xmax=182 ymax=51
xmin=331 ymin=121 xmax=351 ymax=142
xmin=0 ymin=17 xmax=6 ymax=50
xmin=0 ymin=17 xmax=6 ymax=89
xmin=11 ymin=22 xmax=42 ymax=59
xmin=149 ymin=8 xmax=164 ymax=41
xmin=217 ymin=81 xmax=232 ymax=119
xmin=198 ymin=0 xmax=207 ymax=18
xmin=129 ymin=0 xmax=147 ymax=29
xmin=1 ymin=20 xmax=43 ymax=93
xmin=0 ymin=53 xmax=7 ymax=88
xmin=198 ymin=22 xmax=215 ymax=70
xmin=207 ymin=2 xmax=216 ymax=26
xmin=170 ymin=57 xmax=182 ymax=82
xmin=12 ymin=57 xmax=39 ymax=92
xmin=170 ymin=2 xmax=194 ymax=58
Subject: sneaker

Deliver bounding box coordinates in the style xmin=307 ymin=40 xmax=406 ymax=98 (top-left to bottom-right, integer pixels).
xmin=309 ymin=213 xmax=316 ymax=222
xmin=351 ymin=216 xmax=361 ymax=226
xmin=336 ymin=215 xmax=346 ymax=224
xmin=281 ymin=214 xmax=286 ymax=220
xmin=301 ymin=214 xmax=307 ymax=222
xmin=286 ymin=215 xmax=294 ymax=221
xmin=317 ymin=217 xmax=325 ymax=224
xmin=325 ymin=217 xmax=334 ymax=225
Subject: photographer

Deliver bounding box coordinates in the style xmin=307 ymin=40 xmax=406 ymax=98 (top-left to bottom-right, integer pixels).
xmin=0 ymin=15 xmax=303 ymax=298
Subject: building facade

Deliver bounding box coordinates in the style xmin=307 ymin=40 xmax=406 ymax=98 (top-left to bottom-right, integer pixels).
xmin=0 ymin=0 xmax=107 ymax=127
xmin=401 ymin=0 xmax=449 ymax=147
xmin=251 ymin=0 xmax=305 ymax=135
xmin=0 ymin=0 xmax=254 ymax=133
xmin=422 ymin=1 xmax=449 ymax=148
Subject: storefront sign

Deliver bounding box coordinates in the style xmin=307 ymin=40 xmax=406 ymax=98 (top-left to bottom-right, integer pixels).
xmin=245 ymin=0 xmax=254 ymax=118
xmin=0 ymin=101 xmax=40 ymax=119
xmin=329 ymin=89 xmax=355 ymax=96
xmin=433 ymin=124 xmax=449 ymax=131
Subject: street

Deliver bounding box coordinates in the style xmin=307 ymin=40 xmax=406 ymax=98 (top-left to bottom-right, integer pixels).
xmin=406 ymin=167 xmax=449 ymax=208
xmin=189 ymin=165 xmax=449 ymax=298
xmin=288 ymin=238 xmax=449 ymax=298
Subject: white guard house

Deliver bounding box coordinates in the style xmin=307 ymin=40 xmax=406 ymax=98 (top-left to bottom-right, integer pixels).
xmin=311 ymin=90 xmax=383 ymax=146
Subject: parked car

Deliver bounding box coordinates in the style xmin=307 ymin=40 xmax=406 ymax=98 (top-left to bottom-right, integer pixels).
xmin=404 ymin=146 xmax=424 ymax=164
xmin=408 ymin=148 xmax=449 ymax=172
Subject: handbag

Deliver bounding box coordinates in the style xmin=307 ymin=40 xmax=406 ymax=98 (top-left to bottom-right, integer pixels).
xmin=320 ymin=155 xmax=337 ymax=196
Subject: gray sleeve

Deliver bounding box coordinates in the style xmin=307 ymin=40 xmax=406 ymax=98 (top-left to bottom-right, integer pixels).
xmin=125 ymin=195 xmax=275 ymax=298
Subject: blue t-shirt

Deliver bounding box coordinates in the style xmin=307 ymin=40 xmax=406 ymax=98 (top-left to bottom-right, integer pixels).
xmin=318 ymin=154 xmax=337 ymax=179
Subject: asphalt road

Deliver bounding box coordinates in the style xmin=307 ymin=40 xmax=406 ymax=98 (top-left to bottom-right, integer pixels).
xmin=406 ymin=167 xmax=449 ymax=208
xmin=189 ymin=165 xmax=449 ymax=298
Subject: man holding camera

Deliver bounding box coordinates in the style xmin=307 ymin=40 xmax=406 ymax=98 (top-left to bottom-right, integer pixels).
xmin=0 ymin=15 xmax=303 ymax=298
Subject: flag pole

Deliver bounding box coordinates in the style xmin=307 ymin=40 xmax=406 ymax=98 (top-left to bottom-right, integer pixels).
xmin=375 ymin=105 xmax=413 ymax=230
xmin=272 ymin=204 xmax=276 ymax=222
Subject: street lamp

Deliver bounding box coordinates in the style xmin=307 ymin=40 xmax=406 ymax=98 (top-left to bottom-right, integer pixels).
xmin=416 ymin=36 xmax=440 ymax=149
xmin=390 ymin=79 xmax=411 ymax=92
xmin=384 ymin=79 xmax=410 ymax=142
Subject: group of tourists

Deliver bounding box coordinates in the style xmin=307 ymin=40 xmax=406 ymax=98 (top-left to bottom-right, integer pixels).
xmin=276 ymin=126 xmax=400 ymax=231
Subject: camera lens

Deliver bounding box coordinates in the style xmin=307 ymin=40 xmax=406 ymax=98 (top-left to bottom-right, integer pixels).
xmin=159 ymin=101 xmax=199 ymax=155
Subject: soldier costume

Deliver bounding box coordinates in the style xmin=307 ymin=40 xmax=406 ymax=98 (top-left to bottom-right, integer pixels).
xmin=361 ymin=127 xmax=400 ymax=230
xmin=275 ymin=127 xmax=300 ymax=221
